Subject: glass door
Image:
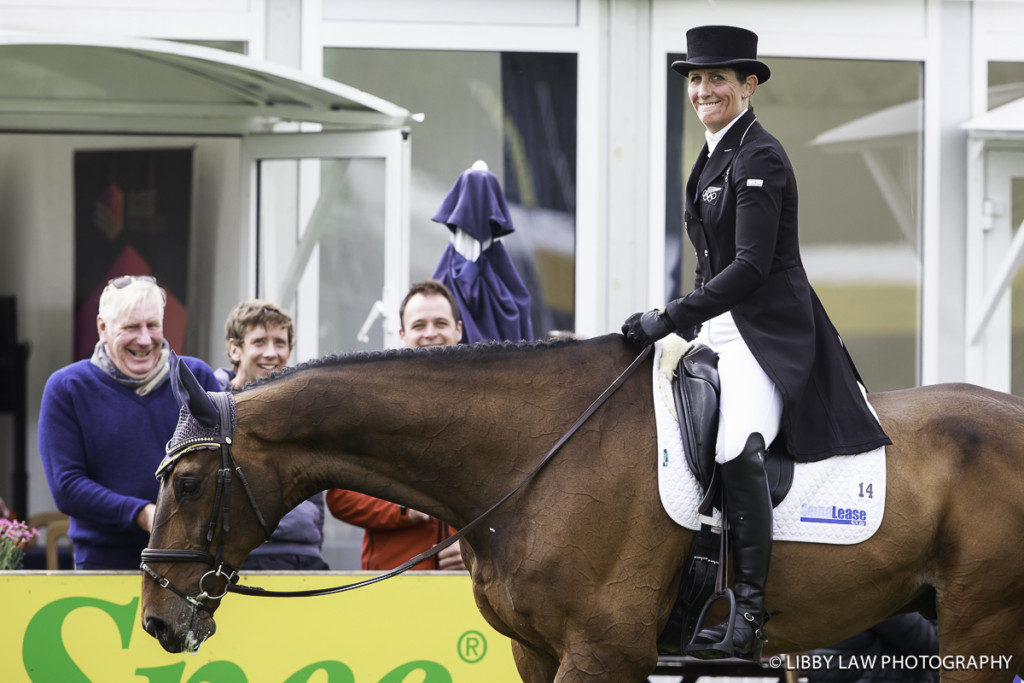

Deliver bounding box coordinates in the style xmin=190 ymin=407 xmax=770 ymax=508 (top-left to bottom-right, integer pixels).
xmin=241 ymin=129 xmax=410 ymax=570
xmin=242 ymin=129 xmax=410 ymax=361
xmin=966 ymin=147 xmax=1024 ymax=392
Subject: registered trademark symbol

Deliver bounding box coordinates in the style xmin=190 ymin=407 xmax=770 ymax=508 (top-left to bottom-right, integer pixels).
xmin=457 ymin=630 xmax=487 ymax=663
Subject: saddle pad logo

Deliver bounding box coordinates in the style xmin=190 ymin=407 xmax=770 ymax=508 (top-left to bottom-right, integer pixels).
xmin=799 ymin=503 xmax=867 ymax=526
xmin=701 ymin=185 xmax=723 ymax=205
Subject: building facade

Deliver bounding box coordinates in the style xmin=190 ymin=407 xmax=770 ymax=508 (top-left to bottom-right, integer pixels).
xmin=2 ymin=0 xmax=1023 ymax=567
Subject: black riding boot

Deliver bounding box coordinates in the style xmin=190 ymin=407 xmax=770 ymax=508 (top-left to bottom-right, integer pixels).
xmin=686 ymin=432 xmax=772 ymax=660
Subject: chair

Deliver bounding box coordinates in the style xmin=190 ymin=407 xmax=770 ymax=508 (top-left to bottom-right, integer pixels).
xmin=26 ymin=511 xmax=72 ymax=570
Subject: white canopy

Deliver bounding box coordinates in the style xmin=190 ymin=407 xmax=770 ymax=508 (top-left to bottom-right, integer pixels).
xmin=962 ymin=96 xmax=1024 ymax=140
xmin=808 ymin=100 xmax=921 ymax=150
xmin=812 ymin=82 xmax=1024 ymax=148
xmin=0 ymin=31 xmax=414 ymax=134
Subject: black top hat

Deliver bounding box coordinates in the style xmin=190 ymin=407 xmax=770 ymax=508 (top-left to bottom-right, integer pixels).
xmin=671 ymin=25 xmax=771 ymax=84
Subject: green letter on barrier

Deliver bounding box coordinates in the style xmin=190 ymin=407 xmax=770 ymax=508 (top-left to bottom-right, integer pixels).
xmin=379 ymin=661 xmax=452 ymax=683
xmin=136 ymin=662 xmax=187 ymax=683
xmin=137 ymin=660 xmax=248 ymax=683
xmin=186 ymin=661 xmax=248 ymax=683
xmin=283 ymin=661 xmax=355 ymax=683
xmin=22 ymin=596 xmax=138 ymax=682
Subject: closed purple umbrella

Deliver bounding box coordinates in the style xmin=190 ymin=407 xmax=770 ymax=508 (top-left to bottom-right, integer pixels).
xmin=431 ymin=163 xmax=533 ymax=344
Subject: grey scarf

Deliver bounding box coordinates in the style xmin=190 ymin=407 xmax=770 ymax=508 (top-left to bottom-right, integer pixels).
xmin=90 ymin=340 xmax=171 ymax=396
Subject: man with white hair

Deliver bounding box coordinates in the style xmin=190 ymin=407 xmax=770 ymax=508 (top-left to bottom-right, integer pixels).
xmin=39 ymin=275 xmax=220 ymax=569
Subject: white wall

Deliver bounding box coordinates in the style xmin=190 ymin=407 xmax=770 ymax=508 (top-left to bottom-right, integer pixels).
xmin=976 ymin=1 xmax=1024 ymax=63
xmin=0 ymin=0 xmax=265 ymax=54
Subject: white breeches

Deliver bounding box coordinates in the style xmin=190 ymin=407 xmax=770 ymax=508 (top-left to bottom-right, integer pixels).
xmin=696 ymin=311 xmax=783 ymax=464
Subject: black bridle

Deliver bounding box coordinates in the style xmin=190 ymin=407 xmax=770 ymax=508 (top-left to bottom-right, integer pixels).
xmin=140 ymin=432 xmax=271 ymax=612
xmin=141 ymin=345 xmax=651 ymax=613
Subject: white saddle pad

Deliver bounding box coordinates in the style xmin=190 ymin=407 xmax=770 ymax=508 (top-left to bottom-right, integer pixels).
xmin=654 ymin=336 xmax=885 ymax=545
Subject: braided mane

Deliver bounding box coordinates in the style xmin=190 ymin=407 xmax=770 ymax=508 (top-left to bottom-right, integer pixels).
xmin=238 ymin=333 xmax=618 ymax=392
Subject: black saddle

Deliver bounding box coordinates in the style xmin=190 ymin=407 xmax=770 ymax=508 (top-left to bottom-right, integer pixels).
xmin=671 ymin=343 xmax=794 ymax=510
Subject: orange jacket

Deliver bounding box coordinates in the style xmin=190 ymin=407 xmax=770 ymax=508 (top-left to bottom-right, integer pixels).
xmin=325 ymin=489 xmax=455 ymax=571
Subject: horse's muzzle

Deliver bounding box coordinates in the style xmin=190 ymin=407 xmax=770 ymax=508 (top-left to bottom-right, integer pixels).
xmin=142 ymin=607 xmax=216 ymax=654
xmin=143 ymin=614 xmax=177 ymax=651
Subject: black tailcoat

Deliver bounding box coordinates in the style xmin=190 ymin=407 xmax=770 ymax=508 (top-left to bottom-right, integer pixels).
xmin=664 ymin=109 xmax=890 ymax=461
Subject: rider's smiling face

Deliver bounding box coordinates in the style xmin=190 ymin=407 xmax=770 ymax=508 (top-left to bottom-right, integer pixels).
xmin=687 ymin=67 xmax=756 ymax=134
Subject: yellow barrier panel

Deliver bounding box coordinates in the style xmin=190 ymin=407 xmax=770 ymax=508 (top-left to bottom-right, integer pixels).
xmin=0 ymin=571 xmax=519 ymax=682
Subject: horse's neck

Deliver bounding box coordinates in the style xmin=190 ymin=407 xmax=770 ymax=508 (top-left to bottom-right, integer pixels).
xmin=235 ymin=339 xmax=633 ymax=526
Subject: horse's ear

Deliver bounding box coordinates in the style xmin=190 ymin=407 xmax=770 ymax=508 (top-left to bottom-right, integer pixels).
xmin=169 ymin=351 xmax=220 ymax=428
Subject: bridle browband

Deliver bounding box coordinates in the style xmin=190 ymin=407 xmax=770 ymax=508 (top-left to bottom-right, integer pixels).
xmin=141 ymin=345 xmax=652 ymax=611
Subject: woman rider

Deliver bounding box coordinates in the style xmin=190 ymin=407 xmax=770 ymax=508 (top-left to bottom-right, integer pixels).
xmin=622 ymin=25 xmax=891 ymax=660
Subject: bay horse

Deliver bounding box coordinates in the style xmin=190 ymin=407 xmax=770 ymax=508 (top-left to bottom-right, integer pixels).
xmin=139 ymin=334 xmax=1024 ymax=682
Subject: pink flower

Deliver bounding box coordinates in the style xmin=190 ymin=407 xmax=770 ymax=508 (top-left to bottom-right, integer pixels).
xmin=0 ymin=518 xmax=39 ymax=570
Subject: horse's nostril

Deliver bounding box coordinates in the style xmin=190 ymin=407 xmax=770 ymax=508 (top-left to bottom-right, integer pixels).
xmin=144 ymin=616 xmax=169 ymax=640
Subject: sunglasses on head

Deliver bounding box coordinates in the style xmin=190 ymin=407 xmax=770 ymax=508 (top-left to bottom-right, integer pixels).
xmin=107 ymin=275 xmax=157 ymax=289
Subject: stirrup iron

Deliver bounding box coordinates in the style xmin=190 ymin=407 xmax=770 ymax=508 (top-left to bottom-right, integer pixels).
xmin=683 ymin=587 xmax=768 ymax=660
xmin=683 ymin=587 xmax=737 ymax=658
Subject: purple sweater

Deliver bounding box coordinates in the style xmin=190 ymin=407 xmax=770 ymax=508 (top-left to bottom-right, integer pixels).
xmin=39 ymin=357 xmax=219 ymax=569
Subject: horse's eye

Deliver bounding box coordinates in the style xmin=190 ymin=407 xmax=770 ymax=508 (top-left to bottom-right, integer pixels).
xmin=176 ymin=477 xmax=201 ymax=499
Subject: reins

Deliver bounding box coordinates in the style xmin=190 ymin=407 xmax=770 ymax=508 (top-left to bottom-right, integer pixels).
xmin=142 ymin=345 xmax=651 ymax=605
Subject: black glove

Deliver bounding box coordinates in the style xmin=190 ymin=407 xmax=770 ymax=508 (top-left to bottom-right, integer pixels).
xmin=621 ymin=308 xmax=675 ymax=347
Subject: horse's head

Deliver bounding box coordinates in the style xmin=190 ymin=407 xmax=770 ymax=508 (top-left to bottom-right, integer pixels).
xmin=139 ymin=353 xmax=278 ymax=653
